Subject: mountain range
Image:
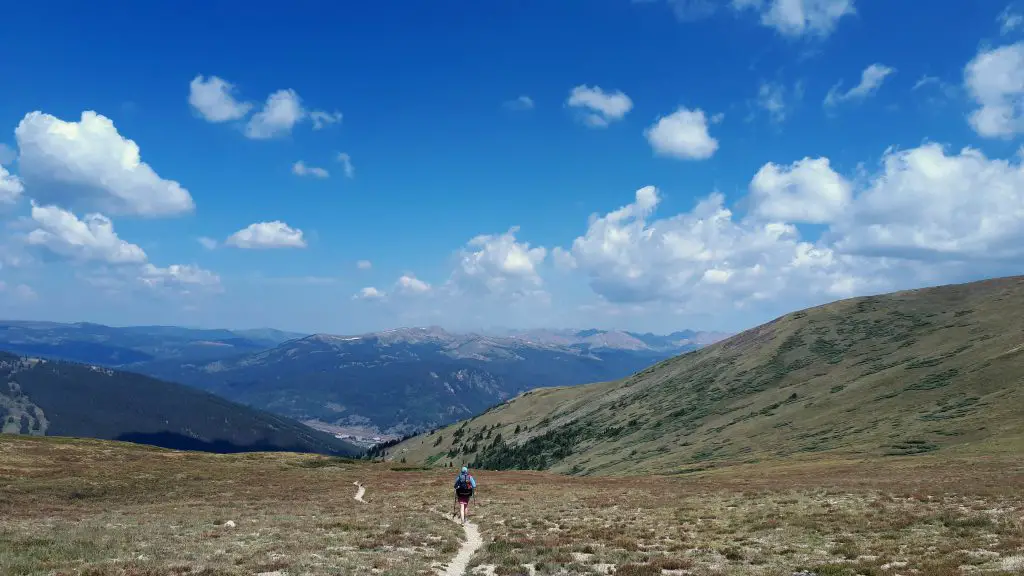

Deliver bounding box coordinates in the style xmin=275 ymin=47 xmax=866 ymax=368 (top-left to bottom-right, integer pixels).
xmin=0 ymin=321 xmax=728 ymax=436
xmin=392 ymin=275 xmax=1024 ymax=475
xmin=0 ymin=351 xmax=359 ymax=456
xmin=0 ymin=320 xmax=304 ymax=366
xmin=137 ymin=326 xmax=729 ymax=435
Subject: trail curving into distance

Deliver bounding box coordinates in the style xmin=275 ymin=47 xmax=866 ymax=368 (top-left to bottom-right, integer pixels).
xmin=352 ymin=481 xmax=366 ymax=503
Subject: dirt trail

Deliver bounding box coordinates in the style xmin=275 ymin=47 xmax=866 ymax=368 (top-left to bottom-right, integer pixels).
xmin=356 ymin=481 xmax=481 ymax=575
xmin=436 ymin=514 xmax=483 ymax=576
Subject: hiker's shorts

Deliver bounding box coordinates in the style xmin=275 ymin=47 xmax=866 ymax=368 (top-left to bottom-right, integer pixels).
xmin=456 ymin=492 xmax=472 ymax=504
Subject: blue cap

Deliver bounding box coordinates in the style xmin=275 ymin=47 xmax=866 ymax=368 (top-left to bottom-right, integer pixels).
xmin=461 ymin=466 xmax=468 ymax=473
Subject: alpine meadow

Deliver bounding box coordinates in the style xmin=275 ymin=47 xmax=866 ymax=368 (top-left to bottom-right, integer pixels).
xmin=3 ymin=2 xmax=1024 ymax=576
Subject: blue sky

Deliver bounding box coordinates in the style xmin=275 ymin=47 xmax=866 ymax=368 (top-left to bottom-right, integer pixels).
xmin=1 ymin=0 xmax=1024 ymax=335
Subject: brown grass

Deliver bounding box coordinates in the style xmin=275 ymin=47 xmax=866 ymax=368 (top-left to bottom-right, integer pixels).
xmin=2 ymin=436 xmax=1024 ymax=576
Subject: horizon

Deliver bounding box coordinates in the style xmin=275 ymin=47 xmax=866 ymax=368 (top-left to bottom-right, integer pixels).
xmin=2 ymin=2 xmax=1023 ymax=335
xmin=0 ymin=316 xmax=726 ymax=340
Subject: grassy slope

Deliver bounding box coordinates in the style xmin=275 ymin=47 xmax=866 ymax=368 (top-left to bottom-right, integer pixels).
xmin=393 ymin=275 xmax=1024 ymax=475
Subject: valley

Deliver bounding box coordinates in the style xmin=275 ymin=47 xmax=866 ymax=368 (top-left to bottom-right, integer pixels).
xmin=0 ymin=322 xmax=726 ymax=436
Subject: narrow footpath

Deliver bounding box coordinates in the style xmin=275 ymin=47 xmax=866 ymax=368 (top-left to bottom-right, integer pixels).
xmin=353 ymin=480 xmax=483 ymax=576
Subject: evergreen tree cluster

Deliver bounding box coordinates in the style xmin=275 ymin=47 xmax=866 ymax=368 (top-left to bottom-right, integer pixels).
xmin=470 ymin=421 xmax=595 ymax=471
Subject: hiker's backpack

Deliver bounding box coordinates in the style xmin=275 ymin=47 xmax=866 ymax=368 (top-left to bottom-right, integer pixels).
xmin=455 ymin=473 xmax=473 ymax=497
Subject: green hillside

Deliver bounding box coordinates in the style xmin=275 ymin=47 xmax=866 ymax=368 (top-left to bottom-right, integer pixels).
xmin=392 ymin=275 xmax=1024 ymax=475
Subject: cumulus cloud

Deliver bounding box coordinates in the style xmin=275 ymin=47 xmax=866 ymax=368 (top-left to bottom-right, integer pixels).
xmin=395 ymin=274 xmax=431 ymax=294
xmin=965 ymin=41 xmax=1024 ymax=138
xmin=336 ymin=153 xmax=355 ymax=178
xmin=198 ymin=237 xmax=218 ymax=250
xmin=504 ymin=95 xmax=535 ymax=111
xmin=225 ymin=221 xmax=307 ymax=249
xmin=188 ymin=75 xmax=253 ymax=122
xmin=566 ymin=85 xmax=633 ymax=127
xmin=550 ymin=137 xmax=1024 ymax=321
xmin=732 ymin=0 xmax=856 ymax=38
xmin=824 ymin=63 xmax=896 ymax=107
xmin=357 ymin=260 xmax=372 ymax=270
xmin=551 ymin=246 xmax=577 ymax=270
xmin=245 ymin=89 xmax=306 ymax=139
xmin=26 ymin=202 xmax=147 ymax=264
xmin=448 ymin=226 xmax=547 ymax=296
xmin=23 ymin=202 xmax=220 ymax=296
xmin=15 ymin=111 xmax=195 ymax=217
xmin=749 ymin=157 xmax=852 ymax=223
xmin=830 ymin=143 xmax=1024 ymax=261
xmin=0 ymin=165 xmax=24 ymax=204
xmin=353 ymin=286 xmax=385 ymax=300
xmin=645 ymin=107 xmax=720 ymax=160
xmin=292 ymin=160 xmax=329 ymax=178
xmin=310 ymin=110 xmax=342 ymax=130
xmin=557 ymin=185 xmax=869 ymax=309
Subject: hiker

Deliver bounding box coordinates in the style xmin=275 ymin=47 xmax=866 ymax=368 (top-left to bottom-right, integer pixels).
xmin=453 ymin=466 xmax=477 ymax=525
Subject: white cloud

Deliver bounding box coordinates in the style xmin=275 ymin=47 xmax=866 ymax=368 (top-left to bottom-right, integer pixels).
xmin=757 ymin=82 xmax=787 ymax=122
xmin=566 ymin=85 xmax=633 ymax=127
xmin=733 ymin=0 xmax=856 ymax=38
xmin=354 ymin=286 xmax=385 ymax=300
xmin=292 ymin=161 xmax=329 ymax=178
xmin=245 ymin=89 xmax=306 ymax=139
xmin=225 ymin=221 xmax=307 ymax=249
xmin=336 ymin=153 xmax=355 ymax=178
xmin=965 ymin=41 xmax=1024 ymax=138
xmin=395 ymin=274 xmax=431 ymax=294
xmin=0 ymin=165 xmax=24 ymax=204
xmin=26 ymin=202 xmax=148 ymax=264
xmin=558 ymin=185 xmax=868 ymax=308
xmin=357 ymin=259 xmax=372 ymax=270
xmin=448 ymin=226 xmax=547 ymax=296
xmin=505 ymin=95 xmax=535 ymax=111
xmin=830 ymin=143 xmax=1024 ymax=261
xmin=310 ymin=110 xmax=342 ymax=130
xmin=645 ymin=107 xmax=719 ymax=160
xmin=198 ymin=236 xmax=218 ymax=250
xmin=749 ymin=157 xmax=852 ymax=223
xmin=551 ymin=246 xmax=577 ymax=270
xmin=755 ymin=80 xmax=802 ymax=123
xmin=188 ymin=75 xmax=253 ymax=122
xmin=15 ymin=111 xmax=195 ymax=217
xmin=1000 ymin=6 xmax=1023 ymax=35
xmin=554 ymin=138 xmax=1024 ymax=320
xmin=824 ymin=63 xmax=896 ymax=107
xmin=913 ymin=75 xmax=939 ymax=90
xmin=138 ymin=263 xmax=222 ymax=292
